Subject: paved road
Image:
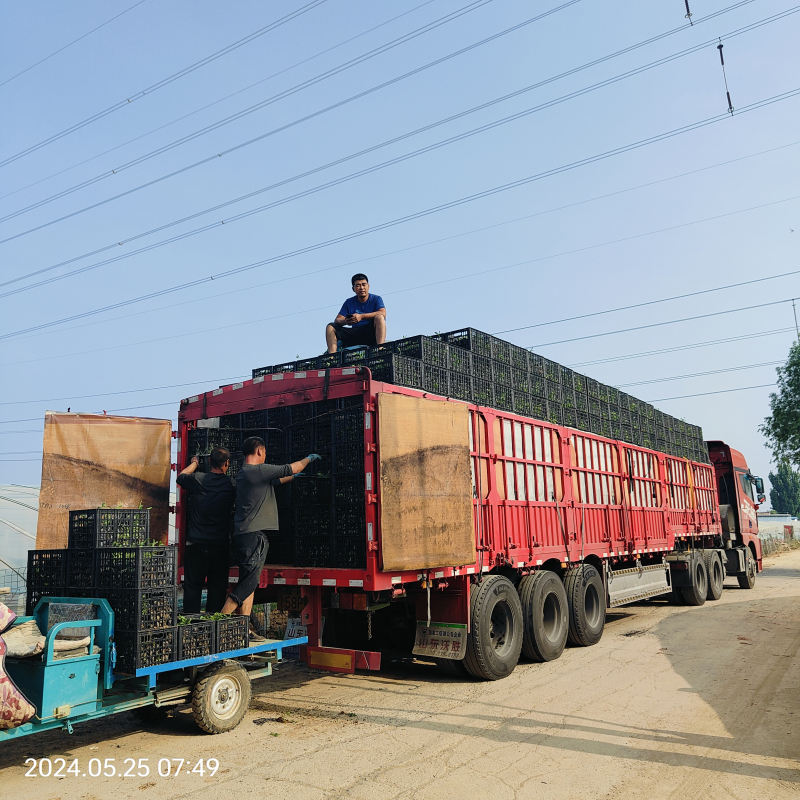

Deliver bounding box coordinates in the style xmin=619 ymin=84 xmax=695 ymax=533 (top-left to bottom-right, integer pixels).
xmin=2 ymin=550 xmax=799 ymax=799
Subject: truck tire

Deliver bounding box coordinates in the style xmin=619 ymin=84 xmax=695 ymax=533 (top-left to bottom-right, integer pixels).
xmin=737 ymin=548 xmax=756 ymax=589
xmin=680 ymin=557 xmax=708 ymax=606
xmin=434 ymin=657 xmax=469 ymax=677
xmin=463 ymin=575 xmax=523 ymax=680
xmin=191 ymin=661 xmax=251 ymax=734
xmin=518 ymin=571 xmax=569 ymax=662
xmin=703 ymin=550 xmax=724 ymax=601
xmin=564 ymin=564 xmax=606 ymax=647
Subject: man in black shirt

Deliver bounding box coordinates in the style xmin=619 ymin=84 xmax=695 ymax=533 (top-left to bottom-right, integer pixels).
xmin=221 ymin=436 xmax=320 ymax=638
xmin=177 ymin=447 xmax=236 ymax=613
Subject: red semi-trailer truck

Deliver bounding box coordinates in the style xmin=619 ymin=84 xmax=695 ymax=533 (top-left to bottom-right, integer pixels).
xmin=176 ymin=367 xmax=764 ymax=680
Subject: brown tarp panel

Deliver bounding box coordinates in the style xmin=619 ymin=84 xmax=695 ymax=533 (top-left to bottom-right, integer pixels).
xmin=378 ymin=393 xmax=475 ymax=572
xmin=36 ymin=413 xmax=172 ymax=549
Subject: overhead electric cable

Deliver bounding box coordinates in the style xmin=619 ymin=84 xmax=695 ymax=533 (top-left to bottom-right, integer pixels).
xmin=618 ymin=360 xmax=784 ymax=387
xmin=0 ymin=0 xmax=759 ymax=230
xmin=0 ymin=0 xmax=330 ymax=167
xmin=648 ymin=383 xmax=776 ymax=402
xmin=6 ymin=4 xmax=797 ymax=292
xmin=1 ymin=85 xmax=797 ymax=343
xmin=529 ymin=298 xmax=799 ymax=349
xmin=0 ymin=0 xmax=147 ymax=88
xmin=0 ymin=0 xmax=439 ymax=202
xmin=0 ymin=494 xmax=38 ymax=511
xmin=571 ymin=327 xmax=796 ymax=367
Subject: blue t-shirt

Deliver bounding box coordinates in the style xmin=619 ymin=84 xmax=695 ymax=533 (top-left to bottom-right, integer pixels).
xmin=339 ymin=294 xmax=385 ymax=329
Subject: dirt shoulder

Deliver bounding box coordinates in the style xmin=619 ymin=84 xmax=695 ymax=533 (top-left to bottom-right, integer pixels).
xmin=2 ymin=550 xmax=799 ymax=799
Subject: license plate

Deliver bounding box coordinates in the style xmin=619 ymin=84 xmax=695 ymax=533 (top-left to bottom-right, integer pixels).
xmin=413 ymin=622 xmax=467 ymax=660
xmin=278 ymin=587 xmax=309 ymax=613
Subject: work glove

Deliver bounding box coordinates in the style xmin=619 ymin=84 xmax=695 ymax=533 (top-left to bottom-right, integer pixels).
xmin=306 ymin=453 xmax=322 ymax=462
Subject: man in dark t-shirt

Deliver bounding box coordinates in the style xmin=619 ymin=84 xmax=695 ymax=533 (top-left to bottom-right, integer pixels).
xmin=176 ymin=446 xmax=236 ymax=613
xmin=325 ymin=273 xmax=386 ymax=353
xmin=221 ymin=436 xmax=321 ymax=640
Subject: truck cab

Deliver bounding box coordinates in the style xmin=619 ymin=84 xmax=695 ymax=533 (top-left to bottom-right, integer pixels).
xmin=707 ymin=440 xmax=764 ymax=573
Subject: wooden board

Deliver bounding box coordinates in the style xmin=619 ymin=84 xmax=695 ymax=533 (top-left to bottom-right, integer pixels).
xmin=378 ymin=393 xmax=475 ymax=572
xmin=36 ymin=413 xmax=172 ymax=549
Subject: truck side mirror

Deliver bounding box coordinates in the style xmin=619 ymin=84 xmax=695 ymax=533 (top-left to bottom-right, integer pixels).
xmin=754 ymin=476 xmax=764 ymax=496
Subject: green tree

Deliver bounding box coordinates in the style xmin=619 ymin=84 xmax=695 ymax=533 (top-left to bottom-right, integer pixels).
xmin=768 ymin=462 xmax=800 ymax=516
xmin=760 ymin=341 xmax=800 ymax=465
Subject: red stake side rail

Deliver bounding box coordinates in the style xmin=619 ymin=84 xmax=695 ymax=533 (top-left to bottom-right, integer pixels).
xmin=176 ymin=368 xmax=720 ymax=590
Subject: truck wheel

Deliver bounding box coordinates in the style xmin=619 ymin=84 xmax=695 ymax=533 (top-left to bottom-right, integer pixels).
xmin=463 ymin=576 xmax=523 ymax=680
xmin=680 ymin=557 xmax=707 ymax=606
xmin=703 ymin=551 xmax=724 ymax=601
xmin=737 ymin=549 xmax=756 ymax=589
xmin=434 ymin=657 xmax=469 ymax=677
xmin=191 ymin=661 xmax=251 ymax=734
xmin=518 ymin=571 xmax=568 ymax=662
xmin=564 ymin=565 xmax=605 ymax=647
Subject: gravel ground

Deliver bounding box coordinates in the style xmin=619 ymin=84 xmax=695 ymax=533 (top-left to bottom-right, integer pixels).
xmin=2 ymin=549 xmax=798 ymax=800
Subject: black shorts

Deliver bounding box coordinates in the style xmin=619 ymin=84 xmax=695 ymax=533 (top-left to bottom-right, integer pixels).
xmin=332 ymin=320 xmax=378 ymax=347
xmin=229 ymin=530 xmax=269 ymax=605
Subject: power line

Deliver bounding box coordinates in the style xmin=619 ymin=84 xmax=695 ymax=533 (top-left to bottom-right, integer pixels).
xmin=0 ymin=0 xmax=503 ymax=223
xmin=0 ymin=0 xmax=440 ymax=203
xmin=570 ymin=327 xmax=797 ymax=367
xmin=12 ymin=137 xmax=800 ymax=348
xmin=0 ymin=0 xmax=148 ymax=88
xmin=618 ymin=360 xmax=784 ymax=387
xmin=3 ymin=85 xmax=798 ymax=346
xmin=0 ymin=494 xmax=38 ymax=510
xmin=7 ymin=5 xmax=795 ymax=294
xmin=0 ymin=0 xmax=330 ymax=167
xmin=648 ymin=382 xmax=776 ymax=402
xmin=4 ymin=0 xmax=768 ymax=239
xmin=529 ymin=298 xmax=799 ymax=348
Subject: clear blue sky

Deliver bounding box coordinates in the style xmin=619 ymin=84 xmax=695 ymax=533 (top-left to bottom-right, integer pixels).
xmin=1 ymin=0 xmax=798 ymax=509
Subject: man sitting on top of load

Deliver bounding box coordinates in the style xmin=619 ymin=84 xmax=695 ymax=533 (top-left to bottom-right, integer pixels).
xmin=325 ymin=273 xmax=386 ymax=353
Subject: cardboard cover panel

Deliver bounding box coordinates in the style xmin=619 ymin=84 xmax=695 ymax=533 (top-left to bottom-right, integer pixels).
xmin=378 ymin=393 xmax=475 ymax=572
xmin=36 ymin=413 xmax=172 ymax=549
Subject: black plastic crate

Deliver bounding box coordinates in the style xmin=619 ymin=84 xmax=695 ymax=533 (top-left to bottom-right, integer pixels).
xmin=529 ymin=375 xmax=546 ymax=399
xmin=449 ymin=371 xmax=472 ymax=401
xmin=621 ymin=423 xmax=633 ymax=443
xmin=114 ymin=627 xmax=178 ymax=674
xmin=333 ymin=474 xmax=364 ymax=505
xmin=95 ymin=546 xmax=177 ymax=589
xmin=100 ymin=586 xmax=177 ymax=630
xmin=252 ymin=365 xmax=272 ymax=379
xmin=490 ymin=337 xmax=512 ymax=365
xmin=335 ymin=504 xmax=366 ymax=537
xmin=447 ymin=345 xmax=472 ymax=374
xmin=177 ymin=616 xmax=216 ymax=661
xmin=295 ymin=535 xmax=333 ymax=568
xmin=589 ymin=415 xmax=602 ymax=435
xmin=66 ymin=549 xmax=95 ymax=589
xmin=494 ymin=385 xmax=514 ymax=412
xmin=528 ymin=352 xmax=545 ymax=377
xmin=333 ymin=442 xmax=363 ymax=474
xmin=560 ymin=367 xmax=575 ymax=390
xmin=546 ymin=402 xmax=563 ymax=426
xmin=588 ymin=397 xmax=602 ymax=417
xmin=273 ymin=361 xmax=297 ymax=374
xmin=341 ymin=346 xmax=370 ymax=365
xmin=573 ymin=392 xmax=588 ymax=412
xmin=292 ymin=475 xmax=332 ymax=505
xmin=546 ymin=380 xmax=562 ymax=405
xmin=628 ymin=395 xmax=640 ymax=414
xmin=437 ymin=328 xmax=492 ymax=357
xmin=563 ymin=407 xmax=577 ymax=428
xmin=586 ymin=378 xmax=600 ymax=400
xmin=561 ymin=389 xmax=578 ymax=409
xmin=334 ymin=536 xmax=367 ymax=570
xmin=367 ymin=354 xmax=423 ymax=388
xmin=216 ymin=615 xmax=249 ymax=653
xmin=240 ymin=409 xmax=266 ymax=429
xmin=600 ymin=403 xmax=610 ymax=421
xmin=317 ymin=352 xmax=342 ymax=369
xmin=472 ymin=378 xmax=493 ymax=405
xmin=68 ymin=509 xmax=151 ymax=549
xmin=265 ymin=531 xmax=293 ymax=565
xmin=509 ymin=343 xmax=529 ymax=371
xmin=471 ymin=354 xmax=493 ymax=381
xmin=294 ymin=505 xmax=333 ymax=536
xmin=528 ymin=395 xmax=547 ymax=421
xmin=572 ymin=373 xmax=587 ymax=394
xmin=511 ymin=367 xmax=529 ymax=393
xmin=606 ymin=386 xmax=620 ymax=406
xmin=600 ymin=419 xmax=612 ymax=439
xmin=332 ymin=408 xmax=363 ymax=443
xmin=27 ymin=549 xmax=67 ymax=590
xmin=543 ymin=358 xmax=560 ymax=382
xmin=492 ymin=361 xmax=511 ymax=387
xmin=512 ymin=391 xmax=533 ymax=417
xmin=288 ymin=424 xmax=315 ymax=457
xmin=642 ymin=403 xmax=655 ymax=420
xmin=219 ymin=413 xmax=241 ymax=429
xmin=610 ymin=421 xmax=622 ymax=440
xmin=423 ymin=365 xmax=449 ymax=395
xmin=576 ymin=410 xmax=590 ymax=432
xmin=392 ymin=335 xmax=447 ymax=367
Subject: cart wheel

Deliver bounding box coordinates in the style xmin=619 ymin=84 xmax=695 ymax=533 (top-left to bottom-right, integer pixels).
xmin=191 ymin=662 xmax=251 ymax=734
